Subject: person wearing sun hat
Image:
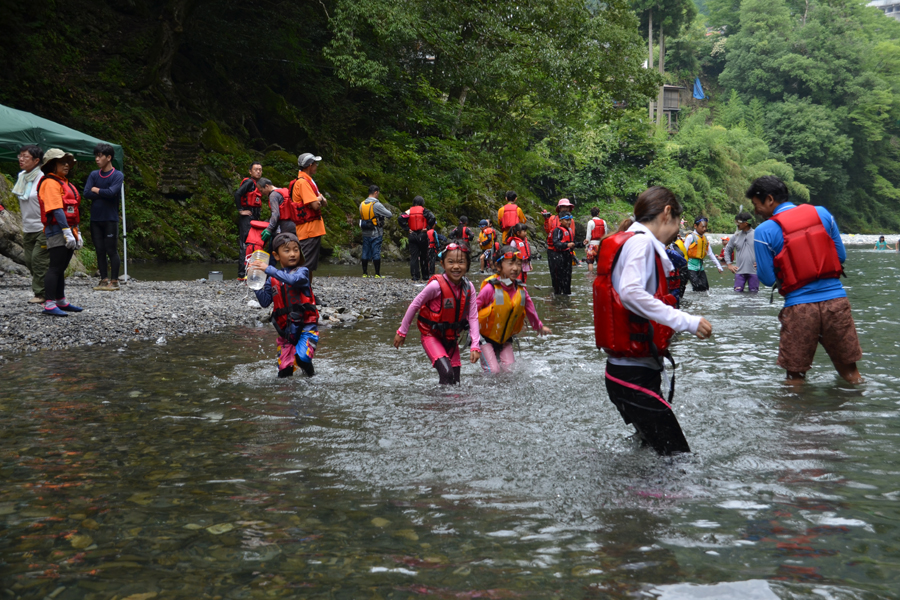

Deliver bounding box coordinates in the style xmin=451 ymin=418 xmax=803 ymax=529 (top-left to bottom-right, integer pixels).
xmin=290 ymin=152 xmax=328 ymax=280
xmin=35 ymin=149 xmax=83 ymax=316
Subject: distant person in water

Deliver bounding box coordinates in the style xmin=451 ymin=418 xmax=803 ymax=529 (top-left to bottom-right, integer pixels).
xmin=359 ymin=185 xmax=393 ymax=278
xmin=749 ymin=175 xmax=863 ymax=384
xmin=875 ymin=236 xmax=889 ymax=250
xmin=724 ymin=211 xmax=758 ymax=292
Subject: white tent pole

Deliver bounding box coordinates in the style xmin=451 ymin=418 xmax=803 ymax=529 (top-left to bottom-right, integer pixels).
xmin=121 ymin=183 xmax=128 ymax=282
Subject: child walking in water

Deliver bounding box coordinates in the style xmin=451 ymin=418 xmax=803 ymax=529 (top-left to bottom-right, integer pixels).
xmin=394 ymin=243 xmax=481 ymax=384
xmin=477 ymin=245 xmax=551 ymax=373
xmin=506 ymin=224 xmax=533 ymax=283
xmin=251 ymin=232 xmax=319 ymax=378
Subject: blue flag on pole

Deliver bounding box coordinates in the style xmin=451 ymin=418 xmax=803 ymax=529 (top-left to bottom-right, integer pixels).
xmin=693 ymin=77 xmax=706 ymax=100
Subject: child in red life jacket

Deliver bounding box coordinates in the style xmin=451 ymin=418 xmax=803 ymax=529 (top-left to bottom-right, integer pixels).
xmin=393 ymin=243 xmax=481 ymax=385
xmin=506 ymin=223 xmax=532 ymax=283
xmin=250 ymin=232 xmax=319 ymax=378
xmin=425 ymin=227 xmax=448 ymax=277
xmin=476 ymin=245 xmax=551 ymax=373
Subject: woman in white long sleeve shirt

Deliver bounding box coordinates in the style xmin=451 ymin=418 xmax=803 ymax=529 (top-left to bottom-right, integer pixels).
xmin=594 ymin=187 xmax=713 ymax=455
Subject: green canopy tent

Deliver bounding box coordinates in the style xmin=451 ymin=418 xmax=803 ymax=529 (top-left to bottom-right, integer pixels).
xmin=0 ymin=103 xmax=131 ymax=280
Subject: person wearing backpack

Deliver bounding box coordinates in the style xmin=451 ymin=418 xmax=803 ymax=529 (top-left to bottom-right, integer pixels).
xmin=497 ymin=190 xmax=526 ymax=243
xmin=399 ymin=195 xmax=436 ymax=281
xmin=234 ymin=162 xmax=263 ymax=280
xmin=359 ymin=185 xmax=393 ymax=278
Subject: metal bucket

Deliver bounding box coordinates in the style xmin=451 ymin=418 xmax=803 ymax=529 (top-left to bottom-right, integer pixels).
xmin=208 ymin=271 xmax=223 ymax=281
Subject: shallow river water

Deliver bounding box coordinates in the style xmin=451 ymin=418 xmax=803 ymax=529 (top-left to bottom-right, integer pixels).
xmin=3 ymin=249 xmax=900 ymax=599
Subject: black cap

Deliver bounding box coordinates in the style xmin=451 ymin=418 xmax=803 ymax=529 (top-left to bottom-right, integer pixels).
xmin=272 ymin=232 xmax=300 ymax=251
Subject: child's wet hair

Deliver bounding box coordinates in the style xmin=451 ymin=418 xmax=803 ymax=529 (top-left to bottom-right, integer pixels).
xmin=509 ymin=223 xmax=528 ymax=238
xmin=493 ymin=244 xmax=519 ymax=271
xmin=440 ymin=242 xmax=471 ymax=271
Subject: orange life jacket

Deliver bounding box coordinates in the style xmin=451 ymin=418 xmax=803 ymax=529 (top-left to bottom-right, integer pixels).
xmin=270 ymin=276 xmax=318 ymax=342
xmin=38 ymin=174 xmax=81 ymax=227
xmin=500 ymin=203 xmax=520 ymax=229
xmin=770 ymin=204 xmax=844 ymax=295
xmin=239 ymin=178 xmax=262 ymax=208
xmin=287 ymin=174 xmax=323 ymax=225
xmin=590 ymin=217 xmax=606 ymax=240
xmin=408 ymin=206 xmax=427 ymax=231
xmin=416 ymin=274 xmax=471 ymax=341
xmin=593 ymin=231 xmax=676 ymax=359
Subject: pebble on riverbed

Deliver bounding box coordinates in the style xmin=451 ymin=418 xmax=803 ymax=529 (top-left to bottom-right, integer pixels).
xmin=0 ymin=274 xmax=420 ymax=364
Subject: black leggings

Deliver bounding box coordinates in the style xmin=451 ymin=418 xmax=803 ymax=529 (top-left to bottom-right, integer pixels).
xmin=91 ymin=220 xmax=120 ymax=280
xmin=605 ymin=362 xmax=690 ymax=456
xmin=688 ymin=269 xmax=709 ymax=292
xmin=547 ymin=250 xmax=572 ymax=295
xmin=45 ymin=246 xmax=73 ymax=302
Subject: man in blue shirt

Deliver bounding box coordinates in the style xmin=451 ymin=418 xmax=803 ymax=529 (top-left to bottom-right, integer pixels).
xmin=748 ymin=176 xmax=863 ymax=384
xmin=83 ymin=143 xmax=125 ymax=291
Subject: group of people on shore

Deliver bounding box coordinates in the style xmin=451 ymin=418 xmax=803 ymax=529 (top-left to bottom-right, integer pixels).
xmin=6 ymin=143 xmax=125 ymax=317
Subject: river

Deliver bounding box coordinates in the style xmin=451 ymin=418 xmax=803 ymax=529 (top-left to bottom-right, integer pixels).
xmin=2 ymin=249 xmax=899 ymax=599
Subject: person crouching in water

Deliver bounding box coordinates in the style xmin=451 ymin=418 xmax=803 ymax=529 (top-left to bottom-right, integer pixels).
xmin=250 ymin=233 xmax=319 ymax=378
xmin=394 ymin=243 xmax=481 ymax=384
xmin=593 ymin=186 xmax=713 ymax=455
xmin=476 ymin=245 xmax=551 ymax=373
xmin=506 ymin=223 xmax=533 ymax=283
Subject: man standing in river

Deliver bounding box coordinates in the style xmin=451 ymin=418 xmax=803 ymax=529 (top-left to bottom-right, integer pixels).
xmin=292 ymin=153 xmax=328 ymax=280
xmin=724 ymin=211 xmax=757 ymax=292
xmin=748 ymin=175 xmax=863 ymax=384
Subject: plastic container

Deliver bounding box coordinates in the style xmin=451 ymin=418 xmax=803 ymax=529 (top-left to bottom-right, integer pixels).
xmin=246 ymin=250 xmax=269 ymax=291
xmin=208 ymin=271 xmax=223 ymax=281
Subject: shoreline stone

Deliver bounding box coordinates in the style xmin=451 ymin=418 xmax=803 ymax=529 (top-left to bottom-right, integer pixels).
xmin=0 ymin=274 xmax=420 ymax=364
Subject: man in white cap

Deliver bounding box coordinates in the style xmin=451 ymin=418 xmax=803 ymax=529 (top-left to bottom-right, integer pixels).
xmin=291 ymin=153 xmax=328 ymax=279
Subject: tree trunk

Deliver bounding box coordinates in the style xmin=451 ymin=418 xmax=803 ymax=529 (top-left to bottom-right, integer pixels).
xmin=451 ymin=86 xmax=470 ymax=138
xmin=142 ymin=0 xmax=197 ymax=102
xmin=648 ymin=8 xmax=654 ymax=120
xmin=656 ymin=24 xmax=665 ymax=127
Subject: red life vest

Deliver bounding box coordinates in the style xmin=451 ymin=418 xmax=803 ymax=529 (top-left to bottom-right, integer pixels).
xmin=551 ymin=225 xmax=573 ymax=249
xmin=38 ymin=174 xmax=81 ymax=227
xmin=408 ymin=206 xmax=427 ymax=231
xmin=546 ymin=216 xmax=575 ymax=245
xmin=501 ymin=203 xmax=520 ymax=229
xmin=416 ymin=274 xmax=471 ymax=341
xmin=427 ymin=229 xmax=441 ymax=251
xmin=509 ymin=236 xmax=531 ymax=261
xmin=457 ymin=226 xmax=473 ymax=242
xmin=273 ymin=187 xmax=295 ymax=222
xmin=590 ymin=217 xmax=606 ymax=240
xmin=287 ymin=174 xmax=323 ymax=225
xmin=770 ymin=204 xmax=844 ymax=295
xmin=245 ymin=220 xmax=270 ymax=259
xmin=239 ymin=178 xmax=262 ymax=208
xmin=593 ymin=231 xmax=676 ymax=359
xmin=270 ymin=276 xmax=319 ymax=341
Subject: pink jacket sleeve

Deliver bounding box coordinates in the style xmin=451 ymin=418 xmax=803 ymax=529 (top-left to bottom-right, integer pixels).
xmin=476 ymin=283 xmax=494 ymax=310
xmin=397 ymin=281 xmax=442 ymax=337
xmin=465 ymin=281 xmax=481 ymax=350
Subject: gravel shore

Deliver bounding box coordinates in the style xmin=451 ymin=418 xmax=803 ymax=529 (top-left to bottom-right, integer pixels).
xmin=0 ymin=273 xmax=420 ymax=364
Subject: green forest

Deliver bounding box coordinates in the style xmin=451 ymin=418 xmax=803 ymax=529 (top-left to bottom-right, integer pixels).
xmin=2 ymin=0 xmax=899 ymax=262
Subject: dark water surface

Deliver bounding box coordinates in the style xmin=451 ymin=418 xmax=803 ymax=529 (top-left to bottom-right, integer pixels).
xmin=3 ymin=249 xmax=900 ymax=599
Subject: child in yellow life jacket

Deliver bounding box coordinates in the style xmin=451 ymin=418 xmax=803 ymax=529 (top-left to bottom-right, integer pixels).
xmin=250 ymin=232 xmax=319 ymax=378
xmin=476 ymin=245 xmax=551 ymax=373
xmin=394 ymin=243 xmax=481 ymax=385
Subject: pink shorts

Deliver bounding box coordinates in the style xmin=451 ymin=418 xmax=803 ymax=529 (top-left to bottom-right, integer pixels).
xmin=421 ymin=335 xmax=461 ymax=368
xmin=480 ymin=341 xmax=515 ymax=373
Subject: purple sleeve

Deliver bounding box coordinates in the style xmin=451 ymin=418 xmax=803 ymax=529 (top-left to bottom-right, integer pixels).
xmin=397 ymin=281 xmax=441 ymax=336
xmin=522 ymin=288 xmax=543 ymax=331
xmin=96 ymin=170 xmax=124 ymax=199
xmin=82 ymin=172 xmax=98 ymax=199
xmin=254 ymin=279 xmax=274 ymax=308
xmin=466 ymin=281 xmax=481 ymax=349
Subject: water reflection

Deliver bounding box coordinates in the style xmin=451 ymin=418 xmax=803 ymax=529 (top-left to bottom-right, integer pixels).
xmin=2 ymin=250 xmax=899 ymax=598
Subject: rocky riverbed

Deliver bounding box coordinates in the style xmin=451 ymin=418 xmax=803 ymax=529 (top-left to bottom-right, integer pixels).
xmin=0 ymin=273 xmax=420 ymax=364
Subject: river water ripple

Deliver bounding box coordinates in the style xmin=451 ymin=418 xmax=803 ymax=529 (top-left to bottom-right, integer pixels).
xmin=2 ymin=249 xmax=899 ymax=599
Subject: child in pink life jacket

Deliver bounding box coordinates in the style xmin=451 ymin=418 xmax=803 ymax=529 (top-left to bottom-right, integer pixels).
xmin=393 ymin=243 xmax=481 ymax=384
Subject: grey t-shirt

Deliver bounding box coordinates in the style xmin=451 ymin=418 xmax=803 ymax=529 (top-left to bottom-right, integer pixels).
xmin=725 ymin=228 xmax=756 ymax=274
xmin=359 ymin=197 xmax=393 ymax=238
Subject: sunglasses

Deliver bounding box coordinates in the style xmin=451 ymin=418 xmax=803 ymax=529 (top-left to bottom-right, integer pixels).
xmin=494 ymin=250 xmax=522 ymax=263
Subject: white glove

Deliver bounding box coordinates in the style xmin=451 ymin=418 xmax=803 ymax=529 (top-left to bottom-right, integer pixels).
xmin=62 ymin=228 xmax=77 ymax=250
xmin=75 ymin=231 xmax=84 ymax=250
